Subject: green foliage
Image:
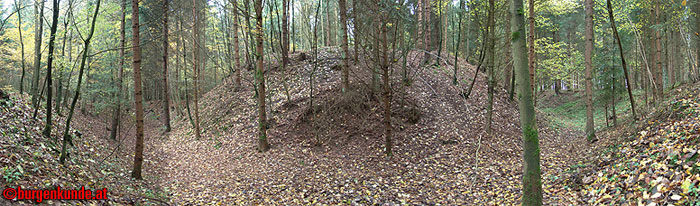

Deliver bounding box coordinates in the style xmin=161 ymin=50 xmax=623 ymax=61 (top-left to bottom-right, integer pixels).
xmin=536 ymin=37 xmax=582 ymax=83
xmin=2 ymin=165 xmax=24 ymax=184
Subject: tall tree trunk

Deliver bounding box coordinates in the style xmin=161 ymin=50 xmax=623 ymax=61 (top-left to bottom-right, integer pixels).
xmin=504 ymin=0 xmax=513 ymax=98
xmin=31 ymin=0 xmax=45 ymax=107
xmin=291 ymin=0 xmax=295 ymax=53
xmin=282 ymin=0 xmax=289 ymax=67
xmin=56 ymin=3 xmax=71 ymax=116
xmin=453 ymin=0 xmax=464 ymax=85
xmin=528 ymin=0 xmax=535 ymax=95
xmin=669 ymin=28 xmax=675 ymax=88
xmin=606 ymin=0 xmax=636 ymax=120
xmin=352 ymin=0 xmax=359 ymax=62
xmin=424 ymin=0 xmax=431 ymax=64
xmin=131 ymin=0 xmax=145 ymax=180
xmin=486 ymin=0 xmax=495 ymax=134
xmin=653 ymin=0 xmax=663 ymax=100
xmin=192 ymin=0 xmax=202 ymax=139
xmin=339 ymin=0 xmax=350 ymax=93
xmin=612 ymin=73 xmax=617 ymax=126
xmin=255 ymin=0 xmax=270 ymax=152
xmin=697 ymin=0 xmax=700 ymax=81
xmin=233 ymin=0 xmax=241 ymax=89
xmin=110 ymin=0 xmax=126 ymax=140
xmin=59 ymin=0 xmax=101 ymax=165
xmin=584 ymin=0 xmax=596 ymax=142
xmin=441 ymin=0 xmax=447 ymax=55
xmin=43 ymin=0 xmax=60 ymax=139
xmin=511 ymin=0 xmax=542 ymax=204
xmin=16 ymin=0 xmax=26 ymax=94
xmin=379 ymin=2 xmax=392 ymax=156
xmin=162 ymin=0 xmax=171 ymax=132
xmin=436 ymin=0 xmax=443 ymax=62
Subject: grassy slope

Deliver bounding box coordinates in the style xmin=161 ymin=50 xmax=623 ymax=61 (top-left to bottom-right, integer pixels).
xmin=539 ymin=89 xmax=643 ymax=132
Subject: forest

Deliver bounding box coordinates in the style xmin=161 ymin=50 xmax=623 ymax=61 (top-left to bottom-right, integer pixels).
xmin=1 ymin=0 xmax=700 ymax=204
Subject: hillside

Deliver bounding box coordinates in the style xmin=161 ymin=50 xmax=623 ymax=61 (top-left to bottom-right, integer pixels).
xmin=0 ymin=93 xmax=168 ymax=205
xmin=567 ymin=85 xmax=700 ymax=205
xmin=146 ymin=48 xmax=588 ymax=205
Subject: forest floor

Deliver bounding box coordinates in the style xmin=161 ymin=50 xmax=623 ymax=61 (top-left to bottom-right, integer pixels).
xmin=3 ymin=48 xmax=699 ymax=205
xmin=0 ymin=94 xmax=170 ymax=205
xmin=144 ymin=48 xmax=590 ymax=205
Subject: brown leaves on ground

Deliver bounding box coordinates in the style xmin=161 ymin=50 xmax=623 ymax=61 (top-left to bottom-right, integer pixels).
xmin=0 ymin=94 xmax=167 ymax=205
xmin=567 ymin=86 xmax=700 ymax=205
xmin=150 ymin=49 xmax=589 ymax=205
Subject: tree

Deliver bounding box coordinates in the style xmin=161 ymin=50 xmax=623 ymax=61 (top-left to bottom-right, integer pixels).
xmin=584 ymin=0 xmax=595 ymax=142
xmin=192 ymin=0 xmax=202 ymax=140
xmin=452 ymin=0 xmax=464 ymax=85
xmin=485 ymin=0 xmax=495 ymax=133
xmin=353 ymin=0 xmax=359 ymax=62
xmin=653 ymin=0 xmax=662 ymax=99
xmin=42 ymin=0 xmax=60 ymax=139
xmin=55 ymin=0 xmax=72 ymax=116
xmin=339 ymin=0 xmax=350 ymax=93
xmin=233 ymin=0 xmax=241 ymax=89
xmin=255 ymin=0 xmax=270 ymax=152
xmin=528 ymin=0 xmax=535 ymax=96
xmin=282 ymin=0 xmax=289 ymax=68
xmin=162 ymin=0 xmax=171 ymax=132
xmin=110 ymin=0 xmax=126 ymax=140
xmin=511 ymin=0 xmax=542 ymax=204
xmin=131 ymin=0 xmax=146 ymax=180
xmin=606 ymin=0 xmax=636 ymax=120
xmin=59 ymin=0 xmax=101 ymax=165
xmin=504 ymin=0 xmax=514 ymax=101
xmin=15 ymin=0 xmax=26 ymax=94
xmin=31 ymin=0 xmax=45 ymax=108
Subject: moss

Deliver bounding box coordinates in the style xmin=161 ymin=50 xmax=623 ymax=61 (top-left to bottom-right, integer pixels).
xmin=512 ymin=31 xmax=521 ymax=41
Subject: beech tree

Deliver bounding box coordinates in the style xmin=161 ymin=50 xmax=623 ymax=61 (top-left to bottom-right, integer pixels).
xmin=42 ymin=0 xmax=60 ymax=139
xmin=59 ymin=0 xmax=101 ymax=165
xmin=511 ymin=0 xmax=542 ymax=204
xmin=584 ymin=0 xmax=595 ymax=142
xmin=31 ymin=0 xmax=45 ymax=108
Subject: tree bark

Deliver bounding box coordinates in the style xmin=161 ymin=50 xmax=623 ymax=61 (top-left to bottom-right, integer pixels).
xmin=255 ymin=0 xmax=270 ymax=152
xmin=16 ymin=0 xmax=26 ymax=94
xmin=233 ymin=0 xmax=241 ymax=89
xmin=192 ymin=0 xmax=202 ymax=139
xmin=353 ymin=0 xmax=359 ymax=62
xmin=131 ymin=0 xmax=145 ymax=180
xmin=60 ymin=0 xmax=101 ymax=165
xmin=162 ymin=0 xmax=171 ymax=132
xmin=339 ymin=0 xmax=350 ymax=93
xmin=504 ymin=0 xmax=513 ymax=98
xmin=511 ymin=0 xmax=542 ymax=204
xmin=606 ymin=0 xmax=636 ymax=120
xmin=282 ymin=0 xmax=289 ymax=66
xmin=528 ymin=0 xmax=535 ymax=95
xmin=453 ymin=0 xmax=464 ymax=85
xmin=43 ymin=0 xmax=60 ymax=139
xmin=31 ymin=0 xmax=45 ymax=108
xmin=380 ymin=1 xmax=392 ymax=156
xmin=486 ymin=0 xmax=495 ymax=134
xmin=110 ymin=0 xmax=126 ymax=140
xmin=653 ymin=0 xmax=663 ymax=100
xmin=584 ymin=0 xmax=596 ymax=142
